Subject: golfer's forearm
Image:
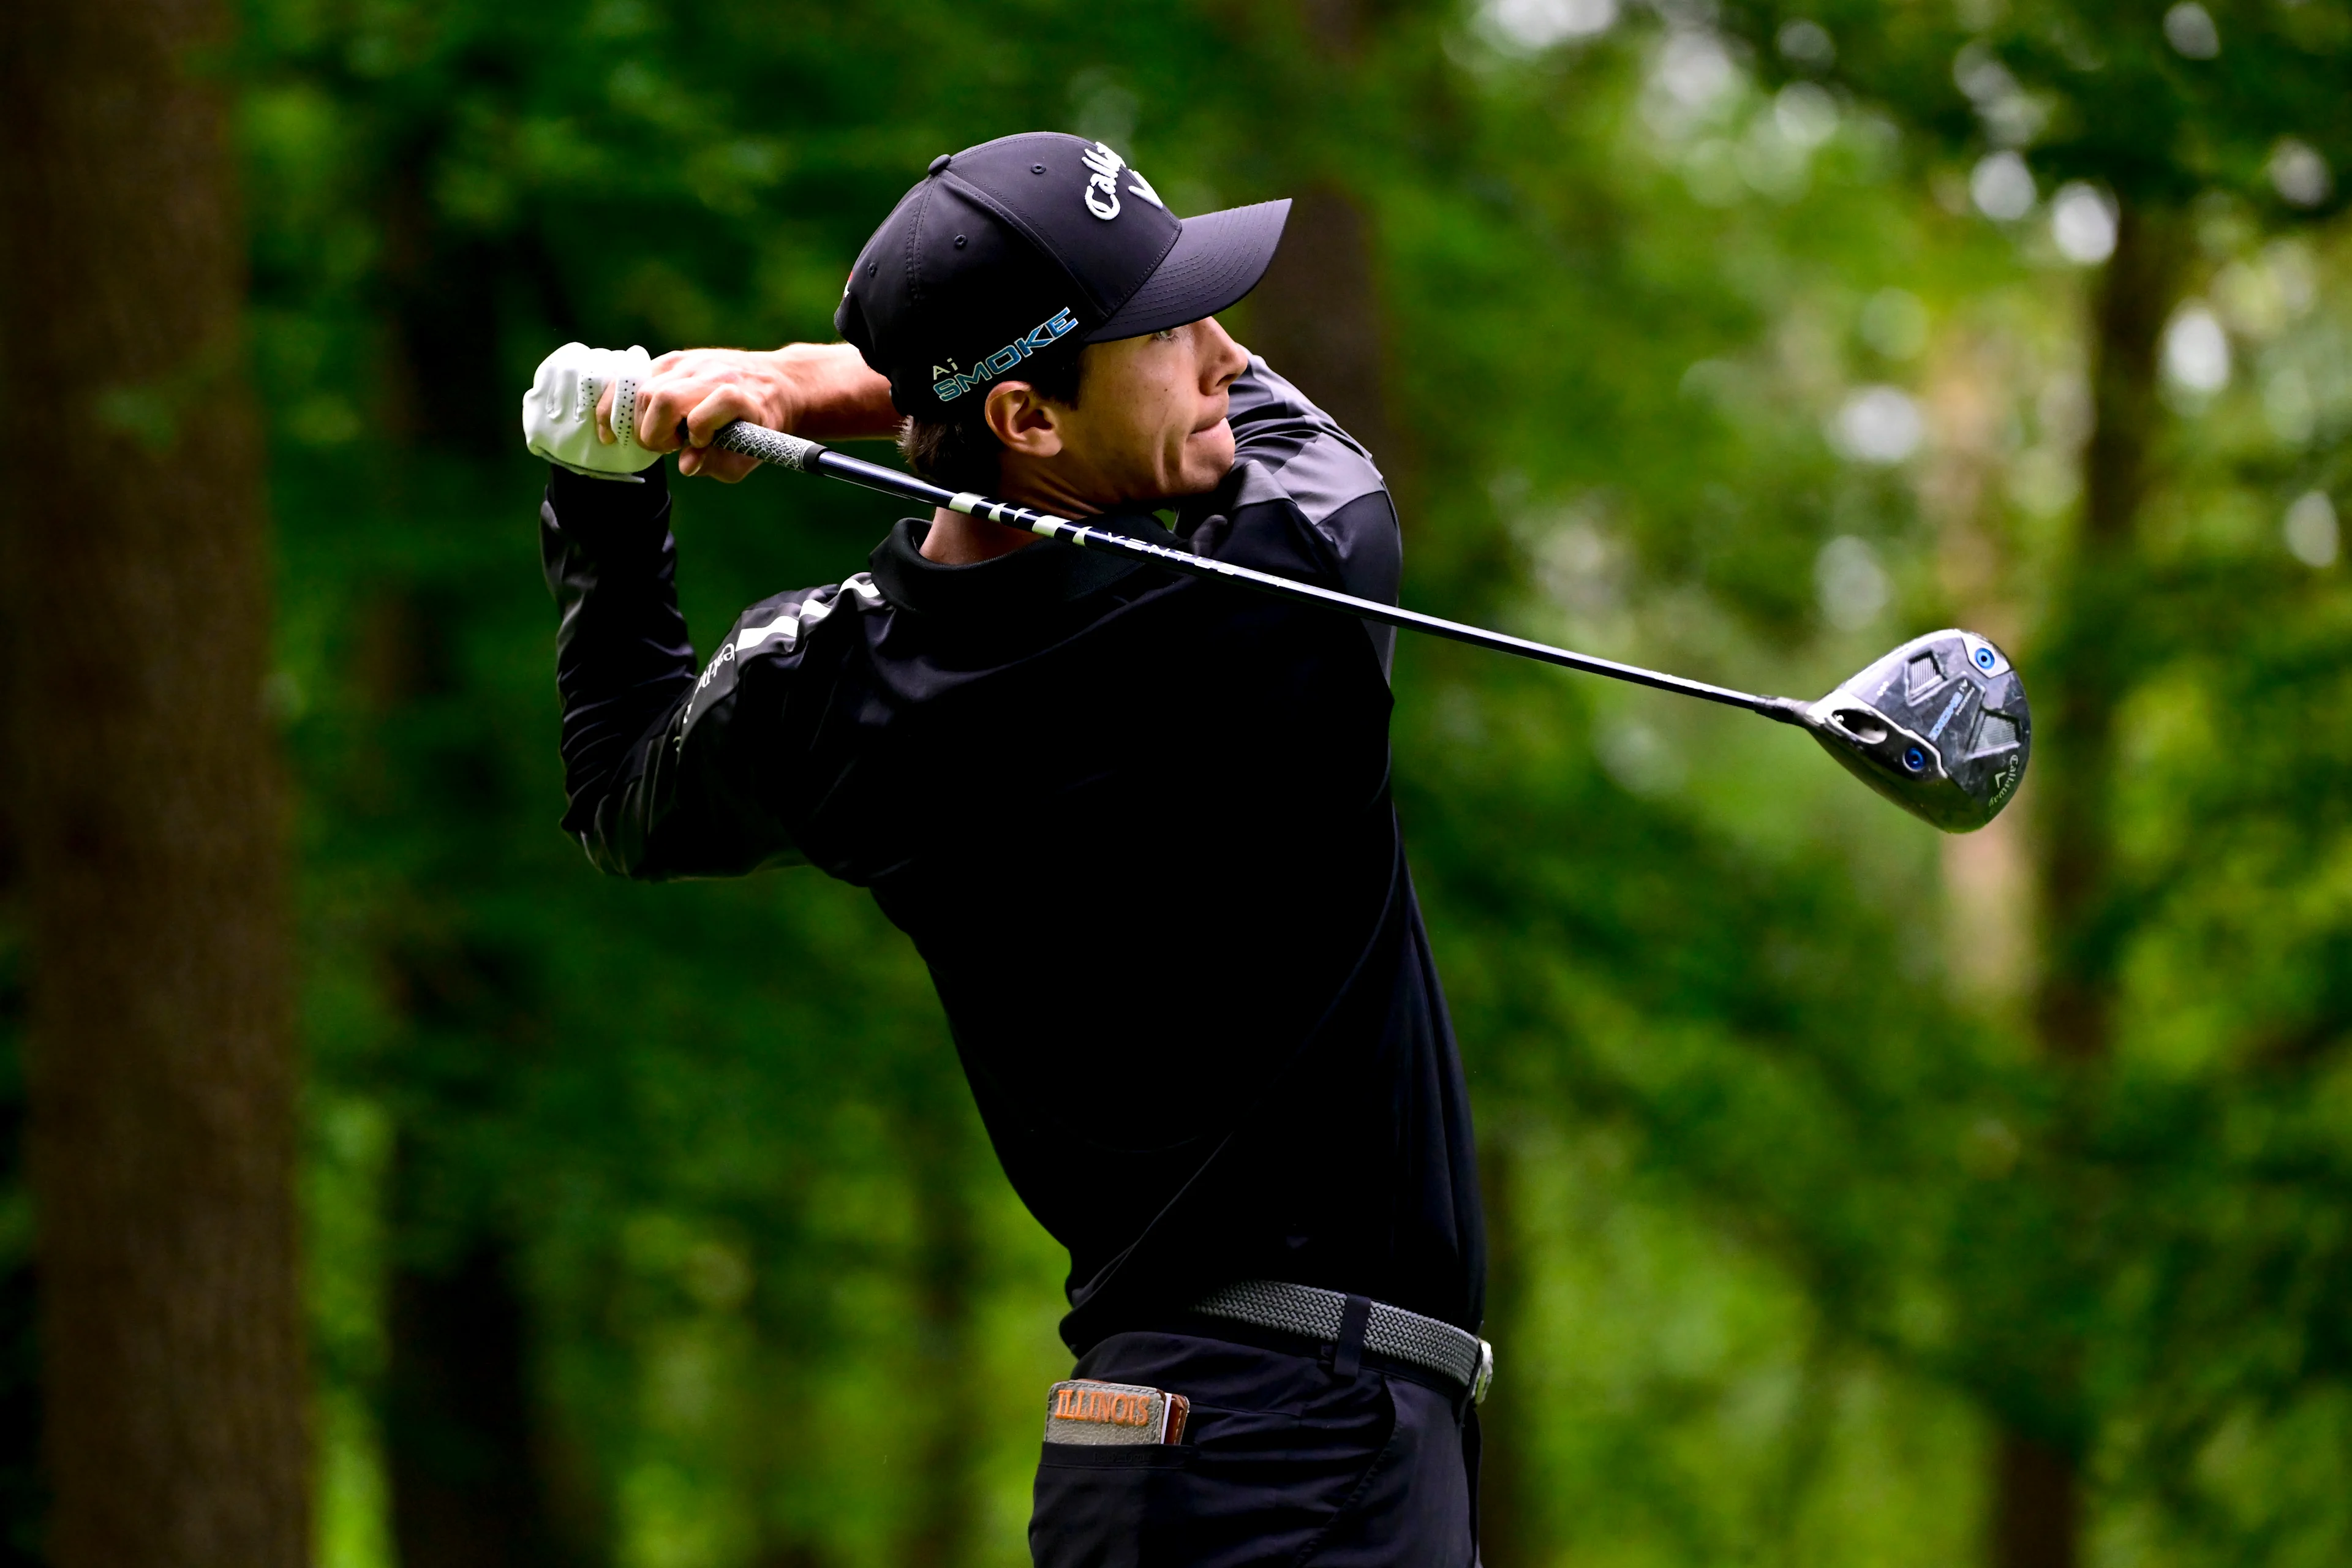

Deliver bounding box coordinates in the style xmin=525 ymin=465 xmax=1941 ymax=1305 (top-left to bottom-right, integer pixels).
xmin=541 ymin=465 xmax=698 ymax=871
xmin=540 ymin=464 xmax=812 ymax=879
xmin=770 ymin=343 xmax=900 ymax=440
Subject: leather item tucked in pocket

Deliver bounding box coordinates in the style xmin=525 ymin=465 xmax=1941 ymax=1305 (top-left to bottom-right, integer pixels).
xmin=1044 ymin=1379 xmax=1191 ymax=1446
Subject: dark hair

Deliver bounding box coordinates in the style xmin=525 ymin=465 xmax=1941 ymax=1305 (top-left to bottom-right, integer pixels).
xmin=898 ymin=343 xmax=1086 ymax=494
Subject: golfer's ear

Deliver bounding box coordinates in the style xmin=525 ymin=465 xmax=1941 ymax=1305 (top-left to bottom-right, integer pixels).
xmin=983 ymin=382 xmax=1064 ymax=460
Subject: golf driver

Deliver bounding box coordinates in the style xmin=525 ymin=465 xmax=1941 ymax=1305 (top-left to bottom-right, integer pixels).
xmin=690 ymin=416 xmax=2031 ymax=832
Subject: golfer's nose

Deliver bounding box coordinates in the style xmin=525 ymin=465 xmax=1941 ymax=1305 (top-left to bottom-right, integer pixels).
xmin=1196 ymin=317 xmax=1249 ymax=393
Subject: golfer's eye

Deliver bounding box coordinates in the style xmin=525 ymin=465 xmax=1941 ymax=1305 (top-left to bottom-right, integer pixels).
xmin=1152 ymin=328 xmax=1177 ymax=342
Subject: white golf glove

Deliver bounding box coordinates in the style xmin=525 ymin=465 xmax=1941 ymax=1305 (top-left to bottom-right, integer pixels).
xmin=522 ymin=342 xmax=657 ymax=481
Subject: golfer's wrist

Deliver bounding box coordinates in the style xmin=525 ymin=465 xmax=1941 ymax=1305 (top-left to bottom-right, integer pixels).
xmin=769 ymin=343 xmax=899 ymax=440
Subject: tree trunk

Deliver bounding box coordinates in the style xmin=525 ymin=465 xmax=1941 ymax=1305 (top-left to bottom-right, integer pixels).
xmin=1470 ymin=1137 xmax=1535 ymax=1566
xmin=1991 ymin=201 xmax=2181 ymax=1568
xmin=897 ymin=1104 xmax=982 ymax=1568
xmin=360 ymin=601 xmax=600 ymax=1568
xmin=1237 ymin=0 xmax=1396 ymax=469
xmin=0 ymin=672 xmax=48 ymax=1566
xmin=0 ymin=1105 xmax=45 ymax=1568
xmin=0 ymin=0 xmax=310 ymax=1561
xmin=1992 ymin=1429 xmax=2081 ymax=1568
xmin=1246 ymin=184 xmax=1397 ymax=467
xmin=2035 ymin=203 xmax=2175 ymax=1066
xmin=386 ymin=1230 xmax=589 ymax=1568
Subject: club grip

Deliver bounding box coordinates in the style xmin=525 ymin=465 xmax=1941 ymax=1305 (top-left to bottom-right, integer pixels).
xmin=710 ymin=421 xmax=827 ymax=472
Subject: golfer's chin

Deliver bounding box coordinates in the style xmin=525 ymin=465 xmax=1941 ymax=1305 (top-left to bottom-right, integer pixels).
xmin=1168 ymin=421 xmax=1235 ymax=497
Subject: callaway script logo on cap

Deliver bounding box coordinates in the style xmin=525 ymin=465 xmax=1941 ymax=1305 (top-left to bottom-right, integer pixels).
xmin=835 ymin=132 xmax=1290 ymax=418
xmin=1079 ymin=140 xmax=1163 ymax=220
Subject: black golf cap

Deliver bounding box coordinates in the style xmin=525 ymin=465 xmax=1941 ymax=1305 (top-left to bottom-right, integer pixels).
xmin=835 ymin=132 xmax=1291 ymax=418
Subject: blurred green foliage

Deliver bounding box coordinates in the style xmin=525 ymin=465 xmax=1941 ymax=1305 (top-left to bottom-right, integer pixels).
xmin=202 ymin=0 xmax=2352 ymax=1562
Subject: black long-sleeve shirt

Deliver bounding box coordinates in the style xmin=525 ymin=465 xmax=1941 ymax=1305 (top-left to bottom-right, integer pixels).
xmin=541 ymin=358 xmax=1483 ymax=1349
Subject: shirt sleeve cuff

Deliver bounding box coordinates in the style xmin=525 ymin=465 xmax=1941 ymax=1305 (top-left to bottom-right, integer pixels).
xmin=545 ymin=458 xmax=670 ymax=549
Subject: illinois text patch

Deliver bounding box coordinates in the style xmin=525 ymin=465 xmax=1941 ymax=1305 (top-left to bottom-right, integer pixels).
xmin=1042 ymin=1379 xmax=1190 ymax=1446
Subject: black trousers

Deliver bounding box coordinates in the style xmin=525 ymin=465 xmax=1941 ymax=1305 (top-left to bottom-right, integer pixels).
xmin=1029 ymin=1329 xmax=1480 ymax=1567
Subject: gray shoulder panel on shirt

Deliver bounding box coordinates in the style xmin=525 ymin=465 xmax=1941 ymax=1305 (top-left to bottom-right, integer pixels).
xmin=1226 ymin=356 xmax=1387 ymax=528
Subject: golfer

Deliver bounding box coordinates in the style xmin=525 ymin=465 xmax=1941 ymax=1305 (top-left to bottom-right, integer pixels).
xmin=526 ymin=132 xmax=1487 ymax=1566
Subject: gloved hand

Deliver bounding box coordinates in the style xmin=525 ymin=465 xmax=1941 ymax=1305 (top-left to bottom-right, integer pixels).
xmin=521 ymin=342 xmax=657 ymax=480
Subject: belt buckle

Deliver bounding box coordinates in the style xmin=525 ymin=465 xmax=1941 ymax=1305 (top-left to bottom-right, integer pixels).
xmin=1472 ymin=1340 xmax=1494 ymax=1404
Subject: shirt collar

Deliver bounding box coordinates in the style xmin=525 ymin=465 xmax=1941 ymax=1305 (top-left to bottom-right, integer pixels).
xmin=866 ymin=512 xmax=1182 ymax=619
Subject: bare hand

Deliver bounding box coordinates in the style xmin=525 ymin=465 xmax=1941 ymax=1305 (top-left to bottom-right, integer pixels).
xmin=595 ymin=349 xmax=794 ymax=483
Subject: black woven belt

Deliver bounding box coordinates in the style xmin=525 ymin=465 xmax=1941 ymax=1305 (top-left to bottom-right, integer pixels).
xmin=1192 ymin=1280 xmax=1493 ymax=1403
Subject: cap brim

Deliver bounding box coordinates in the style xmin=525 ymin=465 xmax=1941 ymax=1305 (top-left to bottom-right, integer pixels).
xmin=1087 ymin=198 xmax=1292 ymax=342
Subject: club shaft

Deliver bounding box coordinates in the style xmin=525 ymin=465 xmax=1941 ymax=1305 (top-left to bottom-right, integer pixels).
xmin=710 ymin=420 xmax=1792 ymax=720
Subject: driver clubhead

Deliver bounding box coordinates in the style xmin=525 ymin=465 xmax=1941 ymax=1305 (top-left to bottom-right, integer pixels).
xmin=1798 ymin=629 xmax=2030 ymax=833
